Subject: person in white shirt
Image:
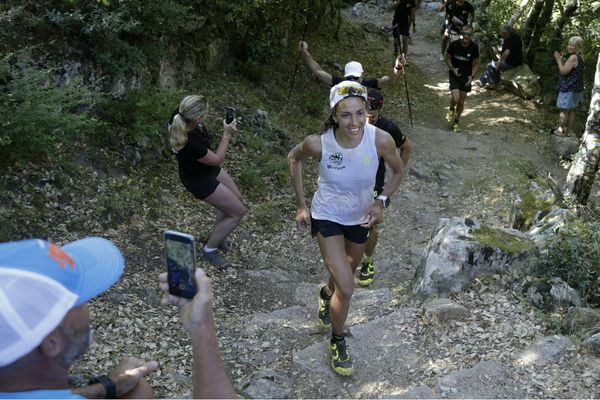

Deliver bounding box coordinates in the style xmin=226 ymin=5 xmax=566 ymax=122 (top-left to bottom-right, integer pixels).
xmin=287 ymin=81 xmax=404 ymax=376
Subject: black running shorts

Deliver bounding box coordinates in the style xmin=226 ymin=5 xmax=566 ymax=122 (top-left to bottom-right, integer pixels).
xmin=310 ymin=217 xmax=370 ymax=244
xmin=449 ymin=73 xmax=472 ymax=93
xmin=180 ymin=167 xmax=221 ymax=200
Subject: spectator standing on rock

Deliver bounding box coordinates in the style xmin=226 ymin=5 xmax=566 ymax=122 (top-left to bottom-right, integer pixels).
xmin=358 ymin=88 xmax=412 ymax=287
xmin=440 ymin=0 xmax=474 ymax=60
xmin=288 ymin=81 xmax=405 ymax=376
xmin=298 ymin=41 xmax=405 ymax=89
xmin=392 ymin=0 xmax=417 ymax=58
xmin=474 ymin=24 xmax=523 ymax=89
xmin=168 ymin=95 xmax=246 ymax=268
xmin=0 ymin=237 xmax=235 ymax=399
xmin=445 ymin=25 xmax=479 ymax=132
xmin=552 ymin=36 xmax=585 ymax=137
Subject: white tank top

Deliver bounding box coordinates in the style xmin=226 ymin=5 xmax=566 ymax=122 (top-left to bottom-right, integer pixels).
xmin=311 ymin=123 xmax=379 ymax=225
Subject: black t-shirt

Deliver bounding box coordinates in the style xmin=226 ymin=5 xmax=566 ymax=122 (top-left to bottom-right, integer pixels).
xmin=168 ymin=109 xmax=217 ymax=180
xmin=393 ymin=0 xmax=417 ymax=26
xmin=373 ymin=116 xmax=406 ymax=190
xmin=502 ymin=32 xmax=523 ymax=66
xmin=448 ymin=39 xmax=479 ymax=76
xmin=445 ymin=1 xmax=474 ymax=33
xmin=332 ymin=76 xmax=379 ymax=89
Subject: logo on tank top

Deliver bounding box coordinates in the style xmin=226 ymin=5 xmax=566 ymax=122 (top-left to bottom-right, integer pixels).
xmin=326 ymin=152 xmax=345 ymax=170
xmin=363 ymin=155 xmax=372 ymax=166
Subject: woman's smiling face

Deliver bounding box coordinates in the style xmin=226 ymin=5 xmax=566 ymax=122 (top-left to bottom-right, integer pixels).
xmin=334 ymin=96 xmax=367 ymax=139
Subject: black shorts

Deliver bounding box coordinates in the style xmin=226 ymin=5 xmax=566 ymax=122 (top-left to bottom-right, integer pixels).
xmin=311 ymin=217 xmax=370 ymax=244
xmin=449 ymin=73 xmax=472 ymax=93
xmin=180 ymin=167 xmax=221 ymax=200
xmin=393 ymin=23 xmax=410 ymax=38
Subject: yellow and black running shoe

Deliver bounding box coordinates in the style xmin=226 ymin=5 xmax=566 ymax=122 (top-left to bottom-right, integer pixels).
xmin=317 ymin=283 xmax=331 ymax=329
xmin=330 ymin=337 xmax=354 ymax=376
xmin=446 ymin=109 xmax=455 ymax=123
xmin=358 ymin=260 xmax=374 ymax=286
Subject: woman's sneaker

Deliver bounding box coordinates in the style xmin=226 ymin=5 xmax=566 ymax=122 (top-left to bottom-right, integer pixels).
xmin=317 ymin=283 xmax=331 ymax=328
xmin=358 ymin=260 xmax=374 ymax=286
xmin=330 ymin=337 xmax=353 ymax=376
xmin=202 ymin=250 xmax=231 ymax=268
xmin=218 ymin=241 xmax=231 ymax=253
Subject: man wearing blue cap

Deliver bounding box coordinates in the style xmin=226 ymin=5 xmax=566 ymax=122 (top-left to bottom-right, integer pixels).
xmin=0 ymin=237 xmax=235 ymax=399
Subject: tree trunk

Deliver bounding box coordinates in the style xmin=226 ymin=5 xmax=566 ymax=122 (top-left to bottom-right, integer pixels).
xmin=563 ymin=53 xmax=600 ymax=206
xmin=522 ymin=0 xmax=544 ymax=49
xmin=551 ymin=0 xmax=578 ymax=50
xmin=508 ymin=0 xmax=532 ymax=26
xmin=525 ymin=0 xmax=555 ymax=65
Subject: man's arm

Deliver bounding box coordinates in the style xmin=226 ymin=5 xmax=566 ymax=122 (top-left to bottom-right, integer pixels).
xmin=377 ymin=54 xmax=406 ymax=86
xmin=497 ymin=48 xmax=510 ymax=68
xmin=159 ymin=270 xmax=236 ymax=399
xmin=298 ymin=41 xmax=333 ymax=86
xmin=72 ymin=358 xmax=158 ymax=399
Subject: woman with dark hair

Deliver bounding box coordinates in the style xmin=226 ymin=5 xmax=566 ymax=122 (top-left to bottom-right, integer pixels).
xmin=168 ymin=95 xmax=246 ymax=268
xmin=287 ymin=81 xmax=404 ymax=376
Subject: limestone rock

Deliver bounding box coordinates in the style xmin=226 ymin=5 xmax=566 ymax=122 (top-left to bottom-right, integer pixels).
xmin=238 ymin=369 xmax=293 ymax=399
xmin=514 ymin=335 xmax=575 ymax=366
xmin=500 ymin=64 xmax=541 ymax=99
xmin=508 ymin=181 xmax=556 ymax=231
xmin=421 ymin=298 xmax=470 ymax=325
xmin=527 ymin=207 xmax=576 ymax=252
xmin=412 ymin=217 xmax=534 ymax=295
xmin=525 ymin=277 xmax=582 ymax=311
xmin=549 ymin=134 xmax=580 ymax=158
xmin=584 ymin=333 xmax=600 ymax=356
xmin=563 ymin=307 xmax=600 ymax=335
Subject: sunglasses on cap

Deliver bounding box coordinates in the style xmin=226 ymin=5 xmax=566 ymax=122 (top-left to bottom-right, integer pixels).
xmin=334 ymin=85 xmax=367 ymax=96
xmin=346 ymin=76 xmax=360 ymax=81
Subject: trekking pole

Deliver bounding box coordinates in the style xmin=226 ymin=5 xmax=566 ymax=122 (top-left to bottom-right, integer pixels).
xmin=286 ymin=10 xmax=310 ymax=105
xmin=399 ymin=54 xmax=413 ymax=127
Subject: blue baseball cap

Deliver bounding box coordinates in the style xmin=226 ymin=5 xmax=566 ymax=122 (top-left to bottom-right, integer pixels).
xmin=0 ymin=237 xmax=124 ymax=366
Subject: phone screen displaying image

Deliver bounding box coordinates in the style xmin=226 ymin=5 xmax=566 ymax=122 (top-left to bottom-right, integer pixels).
xmin=164 ymin=231 xmax=197 ymax=299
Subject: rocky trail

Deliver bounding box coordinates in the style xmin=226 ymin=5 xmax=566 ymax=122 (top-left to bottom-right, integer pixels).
xmin=72 ymin=1 xmax=600 ymax=398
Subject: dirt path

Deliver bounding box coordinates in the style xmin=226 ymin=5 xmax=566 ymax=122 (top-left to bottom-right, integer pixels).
xmin=70 ymin=2 xmax=600 ymax=398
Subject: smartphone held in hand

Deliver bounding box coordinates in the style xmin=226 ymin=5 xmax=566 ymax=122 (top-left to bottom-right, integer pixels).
xmin=225 ymin=106 xmax=236 ymax=123
xmin=164 ymin=230 xmax=198 ymax=299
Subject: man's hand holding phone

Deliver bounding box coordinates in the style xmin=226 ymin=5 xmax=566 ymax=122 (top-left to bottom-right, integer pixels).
xmin=159 ymin=268 xmax=213 ymax=333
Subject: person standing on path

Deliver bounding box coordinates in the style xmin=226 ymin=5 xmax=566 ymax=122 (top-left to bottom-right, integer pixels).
xmin=358 ymin=88 xmax=412 ymax=287
xmin=444 ymin=25 xmax=479 ymax=132
xmin=287 ymin=81 xmax=405 ymax=376
xmin=392 ymin=0 xmax=417 ymax=59
xmin=298 ymin=41 xmax=405 ymax=89
xmin=168 ymin=95 xmax=246 ymax=268
xmin=552 ymin=36 xmax=585 ymax=137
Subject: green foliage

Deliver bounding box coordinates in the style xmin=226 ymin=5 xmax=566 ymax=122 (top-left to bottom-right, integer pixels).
xmin=530 ymin=219 xmax=600 ymax=306
xmin=1 ymin=1 xmax=342 ymax=81
xmin=95 ymin=88 xmax=183 ymax=147
xmin=0 ymin=52 xmax=103 ymax=166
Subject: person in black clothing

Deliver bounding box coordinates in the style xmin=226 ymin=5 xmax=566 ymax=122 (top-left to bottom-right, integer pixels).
xmin=444 ymin=25 xmax=479 ymax=132
xmin=474 ymin=24 xmax=523 ymax=89
xmin=168 ymin=95 xmax=246 ymax=267
xmin=358 ymin=88 xmax=413 ymax=286
xmin=441 ymin=0 xmax=474 ymax=60
xmin=298 ymin=41 xmax=405 ymax=89
xmin=392 ymin=0 xmax=417 ymax=58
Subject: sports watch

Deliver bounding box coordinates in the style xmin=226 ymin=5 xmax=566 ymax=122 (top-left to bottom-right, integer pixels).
xmin=376 ymin=195 xmax=390 ymax=208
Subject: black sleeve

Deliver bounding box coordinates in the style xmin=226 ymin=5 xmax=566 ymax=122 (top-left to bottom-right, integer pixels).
xmin=331 ymin=76 xmax=344 ymax=86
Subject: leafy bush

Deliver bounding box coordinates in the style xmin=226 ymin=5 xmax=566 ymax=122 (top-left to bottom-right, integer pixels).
xmin=0 ymin=52 xmax=103 ymax=166
xmin=531 ymin=218 xmax=600 ymax=306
